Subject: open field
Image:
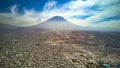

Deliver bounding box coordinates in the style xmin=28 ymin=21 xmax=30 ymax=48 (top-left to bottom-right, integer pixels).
xmin=0 ymin=29 xmax=120 ymax=68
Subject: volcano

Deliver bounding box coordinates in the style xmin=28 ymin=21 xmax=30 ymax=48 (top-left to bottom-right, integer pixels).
xmin=32 ymin=16 xmax=79 ymax=30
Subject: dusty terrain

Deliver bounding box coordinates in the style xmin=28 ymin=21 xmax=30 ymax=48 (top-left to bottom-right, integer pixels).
xmin=0 ymin=29 xmax=120 ymax=68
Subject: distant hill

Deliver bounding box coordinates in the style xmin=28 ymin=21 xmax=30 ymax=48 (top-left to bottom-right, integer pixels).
xmin=0 ymin=23 xmax=18 ymax=30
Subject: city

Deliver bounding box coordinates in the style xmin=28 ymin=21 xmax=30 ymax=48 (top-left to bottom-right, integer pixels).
xmin=0 ymin=29 xmax=120 ymax=68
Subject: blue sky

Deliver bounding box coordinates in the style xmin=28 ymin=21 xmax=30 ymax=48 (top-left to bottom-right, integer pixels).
xmin=0 ymin=0 xmax=120 ymax=31
xmin=0 ymin=0 xmax=70 ymax=12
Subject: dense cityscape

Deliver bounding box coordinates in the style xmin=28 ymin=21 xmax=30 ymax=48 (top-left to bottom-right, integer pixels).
xmin=0 ymin=29 xmax=120 ymax=68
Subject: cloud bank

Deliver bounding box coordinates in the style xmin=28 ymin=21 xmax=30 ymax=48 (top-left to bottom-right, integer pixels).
xmin=0 ymin=0 xmax=120 ymax=30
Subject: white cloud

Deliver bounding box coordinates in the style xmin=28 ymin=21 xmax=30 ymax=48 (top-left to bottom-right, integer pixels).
xmin=11 ymin=5 xmax=18 ymax=15
xmin=94 ymin=20 xmax=120 ymax=28
xmin=0 ymin=6 xmax=39 ymax=27
xmin=85 ymin=4 xmax=120 ymax=22
xmin=99 ymin=0 xmax=120 ymax=7
xmin=43 ymin=0 xmax=57 ymax=11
